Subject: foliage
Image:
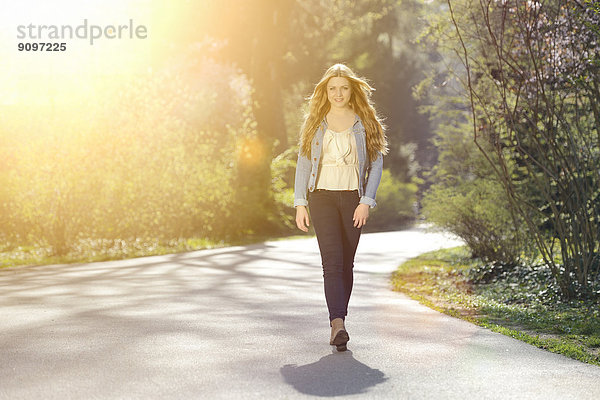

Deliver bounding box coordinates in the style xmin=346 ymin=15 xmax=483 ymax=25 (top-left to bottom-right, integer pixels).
xmin=1 ymin=2 xmax=431 ymax=263
xmin=418 ymin=0 xmax=600 ymax=299
xmin=423 ymin=180 xmax=523 ymax=265
xmin=367 ymin=168 xmax=418 ymax=230
xmin=444 ymin=0 xmax=600 ymax=299
xmin=270 ymin=147 xmax=298 ymax=231
xmin=0 ymin=49 xmax=261 ymax=256
xmin=392 ymin=247 xmax=600 ymax=366
xmin=416 ymin=61 xmax=528 ymax=265
xmin=199 ymin=0 xmax=431 ymax=166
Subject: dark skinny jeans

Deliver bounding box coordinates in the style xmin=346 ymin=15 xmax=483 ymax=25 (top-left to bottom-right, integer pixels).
xmin=308 ymin=189 xmax=362 ymax=323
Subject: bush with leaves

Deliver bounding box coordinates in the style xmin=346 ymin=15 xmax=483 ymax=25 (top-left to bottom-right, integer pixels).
xmin=367 ymin=169 xmax=417 ymax=231
xmin=0 ymin=49 xmax=263 ymax=255
xmin=420 ymin=113 xmax=528 ymax=266
xmin=444 ymin=0 xmax=600 ymax=298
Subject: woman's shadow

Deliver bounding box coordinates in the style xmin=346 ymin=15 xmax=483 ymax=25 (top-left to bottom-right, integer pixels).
xmin=280 ymin=351 xmax=387 ymax=397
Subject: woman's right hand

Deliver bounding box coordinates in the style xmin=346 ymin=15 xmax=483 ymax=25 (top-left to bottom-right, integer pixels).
xmin=295 ymin=206 xmax=310 ymax=232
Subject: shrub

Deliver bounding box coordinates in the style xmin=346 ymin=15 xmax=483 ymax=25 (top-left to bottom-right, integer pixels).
xmin=422 ymin=175 xmax=525 ymax=266
xmin=367 ymin=169 xmax=417 ymax=231
xmin=0 ymin=50 xmax=260 ymax=255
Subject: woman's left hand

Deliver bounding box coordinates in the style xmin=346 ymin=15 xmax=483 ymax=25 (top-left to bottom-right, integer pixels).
xmin=353 ymin=203 xmax=370 ymax=228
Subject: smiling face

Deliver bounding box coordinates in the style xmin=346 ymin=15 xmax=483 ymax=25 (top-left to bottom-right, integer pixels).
xmin=326 ymin=76 xmax=352 ymax=110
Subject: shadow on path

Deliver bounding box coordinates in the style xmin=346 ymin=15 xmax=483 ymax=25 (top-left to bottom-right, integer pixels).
xmin=280 ymin=350 xmax=387 ymax=397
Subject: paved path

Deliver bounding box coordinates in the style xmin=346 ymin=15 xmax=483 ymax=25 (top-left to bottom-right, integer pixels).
xmin=1 ymin=227 xmax=599 ymax=399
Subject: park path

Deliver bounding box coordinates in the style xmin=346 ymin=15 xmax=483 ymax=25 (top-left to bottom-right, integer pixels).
xmin=1 ymin=227 xmax=599 ymax=399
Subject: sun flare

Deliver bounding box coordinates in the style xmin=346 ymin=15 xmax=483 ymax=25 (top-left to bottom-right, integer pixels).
xmin=0 ymin=0 xmax=156 ymax=105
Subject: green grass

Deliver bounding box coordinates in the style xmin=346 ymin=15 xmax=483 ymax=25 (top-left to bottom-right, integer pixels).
xmin=0 ymin=232 xmax=308 ymax=269
xmin=0 ymin=237 xmax=223 ymax=269
xmin=391 ymin=246 xmax=600 ymax=366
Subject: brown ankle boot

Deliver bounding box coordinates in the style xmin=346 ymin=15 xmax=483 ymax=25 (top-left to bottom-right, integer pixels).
xmin=329 ymin=318 xmax=349 ymax=351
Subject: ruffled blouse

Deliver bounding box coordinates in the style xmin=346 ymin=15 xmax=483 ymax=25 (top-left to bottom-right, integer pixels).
xmin=315 ymin=127 xmax=359 ymax=191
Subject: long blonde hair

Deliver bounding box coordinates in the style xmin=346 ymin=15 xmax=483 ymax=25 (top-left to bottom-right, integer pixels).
xmin=299 ymin=63 xmax=388 ymax=162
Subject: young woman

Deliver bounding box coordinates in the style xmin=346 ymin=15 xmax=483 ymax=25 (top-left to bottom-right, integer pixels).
xmin=294 ymin=63 xmax=388 ymax=351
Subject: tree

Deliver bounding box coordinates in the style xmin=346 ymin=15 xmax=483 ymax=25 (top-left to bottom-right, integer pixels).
xmin=0 ymin=49 xmax=258 ymax=254
xmin=447 ymin=0 xmax=600 ymax=298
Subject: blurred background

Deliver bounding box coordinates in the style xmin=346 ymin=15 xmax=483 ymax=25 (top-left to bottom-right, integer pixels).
xmin=2 ymin=0 xmax=598 ymax=301
xmin=0 ymin=0 xmax=430 ymax=261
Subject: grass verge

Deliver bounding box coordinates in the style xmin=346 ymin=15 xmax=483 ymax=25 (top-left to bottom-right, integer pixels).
xmin=391 ymin=246 xmax=600 ymax=366
xmin=0 ymin=233 xmax=310 ymax=269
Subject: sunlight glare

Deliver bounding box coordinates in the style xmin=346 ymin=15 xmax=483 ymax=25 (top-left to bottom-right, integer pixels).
xmin=0 ymin=0 xmax=153 ymax=105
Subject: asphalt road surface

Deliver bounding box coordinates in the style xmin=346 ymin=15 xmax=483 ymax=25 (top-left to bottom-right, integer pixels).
xmin=1 ymin=227 xmax=599 ymax=399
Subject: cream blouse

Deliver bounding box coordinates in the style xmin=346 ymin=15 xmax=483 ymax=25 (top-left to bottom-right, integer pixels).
xmin=315 ymin=127 xmax=360 ymax=190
